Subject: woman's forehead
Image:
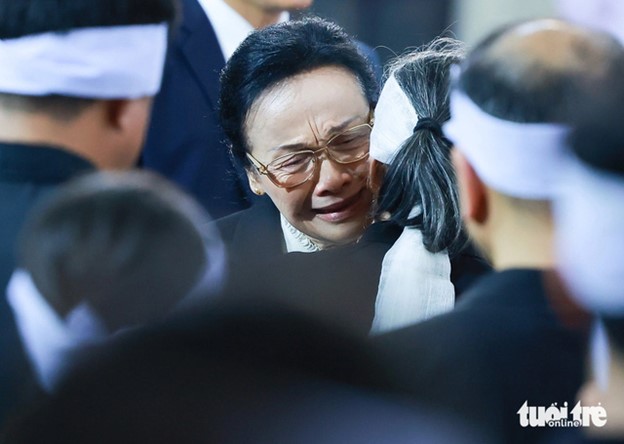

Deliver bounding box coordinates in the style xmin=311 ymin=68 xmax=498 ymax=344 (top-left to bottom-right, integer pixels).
xmin=245 ymin=66 xmax=369 ymax=140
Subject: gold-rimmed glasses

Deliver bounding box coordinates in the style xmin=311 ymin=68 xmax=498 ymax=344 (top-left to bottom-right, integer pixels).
xmin=246 ymin=118 xmax=373 ymax=189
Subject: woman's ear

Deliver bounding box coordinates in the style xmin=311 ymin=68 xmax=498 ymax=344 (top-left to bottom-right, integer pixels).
xmin=245 ymin=168 xmax=265 ymax=196
xmin=452 ymin=148 xmax=488 ymax=225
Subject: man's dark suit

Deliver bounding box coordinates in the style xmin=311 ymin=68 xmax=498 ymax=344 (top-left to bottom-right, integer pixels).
xmin=374 ymin=269 xmax=587 ymax=444
xmin=141 ymin=0 xmax=382 ymax=219
xmin=0 ymin=143 xmax=94 ymax=425
xmin=141 ymin=0 xmax=253 ymax=219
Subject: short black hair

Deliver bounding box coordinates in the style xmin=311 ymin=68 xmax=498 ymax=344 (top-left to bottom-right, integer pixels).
xmin=0 ymin=94 xmax=95 ymax=121
xmin=376 ymin=38 xmax=466 ymax=255
xmin=219 ymin=16 xmax=378 ymax=168
xmin=566 ymin=66 xmax=624 ymax=176
xmin=0 ymin=0 xmax=178 ymax=39
xmin=17 ymin=171 xmax=217 ymax=332
xmin=456 ymin=19 xmax=624 ymax=124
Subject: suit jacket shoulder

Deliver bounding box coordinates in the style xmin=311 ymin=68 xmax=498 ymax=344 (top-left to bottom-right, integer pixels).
xmin=142 ymin=0 xmax=251 ymax=218
xmin=375 ymin=269 xmax=587 ymax=443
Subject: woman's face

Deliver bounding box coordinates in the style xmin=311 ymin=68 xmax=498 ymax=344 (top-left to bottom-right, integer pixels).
xmin=244 ymin=66 xmax=374 ymax=248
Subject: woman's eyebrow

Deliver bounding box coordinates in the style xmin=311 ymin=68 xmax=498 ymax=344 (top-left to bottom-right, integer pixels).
xmin=327 ymin=114 xmax=367 ymax=134
xmin=269 ymin=142 xmax=308 ymax=154
xmin=268 ymin=113 xmax=369 ymax=153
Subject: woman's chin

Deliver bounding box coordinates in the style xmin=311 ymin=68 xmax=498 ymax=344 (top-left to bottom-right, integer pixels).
xmin=306 ymin=214 xmax=372 ymax=248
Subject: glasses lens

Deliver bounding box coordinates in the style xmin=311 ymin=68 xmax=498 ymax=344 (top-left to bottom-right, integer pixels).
xmin=267 ymin=151 xmax=315 ymax=187
xmin=327 ymin=124 xmax=372 ymax=163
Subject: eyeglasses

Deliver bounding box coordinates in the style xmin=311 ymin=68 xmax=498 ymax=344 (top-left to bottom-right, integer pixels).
xmin=246 ymin=118 xmax=373 ymax=188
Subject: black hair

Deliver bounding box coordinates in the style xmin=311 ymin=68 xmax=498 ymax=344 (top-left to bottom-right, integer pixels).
xmin=0 ymin=0 xmax=179 ymax=118
xmin=456 ymin=19 xmax=624 ymax=124
xmin=567 ymin=63 xmax=624 ymax=176
xmin=17 ymin=171 xmax=218 ymax=333
xmin=376 ymin=38 xmax=466 ymax=255
xmin=0 ymin=0 xmax=178 ymax=39
xmin=603 ymin=316 xmax=624 ymax=354
xmin=219 ymin=16 xmax=378 ymax=168
xmin=0 ymin=94 xmax=96 ymax=121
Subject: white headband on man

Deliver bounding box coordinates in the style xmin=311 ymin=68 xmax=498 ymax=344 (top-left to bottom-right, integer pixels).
xmin=0 ymin=23 xmax=168 ymax=98
xmin=555 ymin=156 xmax=624 ymax=315
xmin=443 ymin=89 xmax=570 ymax=199
xmin=6 ymin=269 xmax=108 ymax=392
xmin=369 ymin=74 xmax=418 ymax=165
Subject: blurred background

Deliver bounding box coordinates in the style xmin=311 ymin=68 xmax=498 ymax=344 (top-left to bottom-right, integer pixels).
xmin=301 ymin=0 xmax=565 ymax=66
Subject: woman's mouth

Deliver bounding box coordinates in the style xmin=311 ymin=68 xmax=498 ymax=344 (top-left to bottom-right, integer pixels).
xmin=313 ymin=190 xmax=367 ymax=223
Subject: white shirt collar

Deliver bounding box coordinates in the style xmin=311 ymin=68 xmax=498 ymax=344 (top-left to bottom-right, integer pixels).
xmin=280 ymin=214 xmax=321 ymax=253
xmin=197 ymin=0 xmax=289 ymax=61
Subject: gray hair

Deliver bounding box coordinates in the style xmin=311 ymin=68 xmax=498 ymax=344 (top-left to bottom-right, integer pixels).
xmin=376 ymin=38 xmax=466 ymax=255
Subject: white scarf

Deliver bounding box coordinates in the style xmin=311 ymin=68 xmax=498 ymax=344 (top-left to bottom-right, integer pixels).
xmin=369 ymin=74 xmax=455 ymax=334
xmin=370 ymin=226 xmax=453 ymax=334
xmin=6 ymin=269 xmax=108 ymax=392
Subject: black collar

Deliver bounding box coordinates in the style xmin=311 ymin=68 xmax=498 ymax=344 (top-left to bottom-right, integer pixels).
xmin=0 ymin=142 xmax=94 ymax=184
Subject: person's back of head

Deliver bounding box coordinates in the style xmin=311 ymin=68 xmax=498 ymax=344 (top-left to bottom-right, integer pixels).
xmin=456 ymin=19 xmax=623 ymax=124
xmin=372 ymin=38 xmax=465 ymax=255
xmin=7 ymin=170 xmax=224 ymax=390
xmin=0 ymin=0 xmax=179 ymax=168
xmin=17 ymin=170 xmax=223 ymax=331
xmin=444 ymin=19 xmax=624 ymax=268
xmin=554 ymin=73 xmax=624 ymax=438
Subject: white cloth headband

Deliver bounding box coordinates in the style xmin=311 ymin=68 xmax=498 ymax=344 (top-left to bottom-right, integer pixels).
xmin=555 ymin=156 xmax=624 ymax=315
xmin=0 ymin=23 xmax=168 ymax=98
xmin=443 ymin=89 xmax=571 ymax=199
xmin=370 ymin=74 xmax=418 ymax=165
xmin=6 ymin=269 xmax=108 ymax=392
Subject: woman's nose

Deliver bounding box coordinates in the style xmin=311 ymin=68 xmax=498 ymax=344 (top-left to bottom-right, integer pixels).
xmin=313 ymin=154 xmax=355 ymax=195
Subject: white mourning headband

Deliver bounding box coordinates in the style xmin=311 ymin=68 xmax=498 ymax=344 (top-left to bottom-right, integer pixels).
xmin=0 ymin=23 xmax=168 ymax=98
xmin=443 ymin=89 xmax=571 ymax=199
xmin=367 ymin=74 xmax=454 ymax=333
xmin=6 ymin=269 xmax=108 ymax=392
xmin=555 ymin=158 xmax=624 ymax=390
xmin=369 ymin=74 xmax=418 ymax=165
xmin=555 ymin=155 xmax=624 ymax=315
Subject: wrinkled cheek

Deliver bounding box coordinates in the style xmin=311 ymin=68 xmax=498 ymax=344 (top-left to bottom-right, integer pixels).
xmin=346 ymin=160 xmax=371 ymax=182
xmin=285 ymin=189 xmax=315 ymax=222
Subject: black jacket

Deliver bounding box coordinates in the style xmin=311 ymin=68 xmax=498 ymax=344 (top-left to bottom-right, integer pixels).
xmin=0 ymin=142 xmax=94 ymax=425
xmin=216 ymin=201 xmax=491 ymax=335
xmin=374 ymin=269 xmax=588 ymax=444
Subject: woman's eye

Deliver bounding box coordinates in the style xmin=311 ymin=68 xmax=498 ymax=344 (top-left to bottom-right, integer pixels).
xmin=333 ymin=136 xmax=355 ymax=146
xmin=331 ymin=135 xmax=366 ymax=150
xmin=275 ymin=154 xmax=308 ymax=170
